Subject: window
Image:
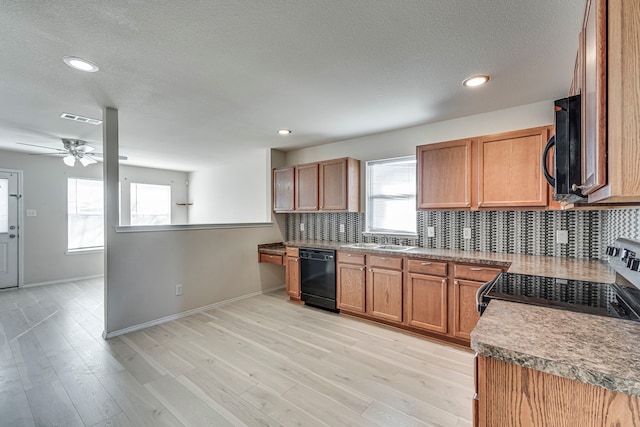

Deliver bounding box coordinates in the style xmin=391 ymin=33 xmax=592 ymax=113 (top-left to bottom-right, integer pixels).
xmin=130 ymin=183 xmax=171 ymax=225
xmin=366 ymin=156 xmax=417 ymax=235
xmin=68 ymin=178 xmax=104 ymax=250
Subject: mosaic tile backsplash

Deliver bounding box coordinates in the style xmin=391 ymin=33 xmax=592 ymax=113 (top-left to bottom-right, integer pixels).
xmin=286 ymin=208 xmax=640 ymax=260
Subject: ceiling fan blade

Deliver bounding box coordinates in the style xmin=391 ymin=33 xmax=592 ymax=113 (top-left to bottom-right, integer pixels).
xmin=28 ymin=152 xmax=66 ymax=156
xmin=78 ymin=144 xmax=95 ymax=153
xmin=90 ymin=152 xmax=128 ymax=161
xmin=16 ymin=142 xmax=67 ymax=152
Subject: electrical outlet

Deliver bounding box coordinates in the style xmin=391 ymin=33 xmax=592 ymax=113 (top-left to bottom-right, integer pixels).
xmin=300 ymin=223 xmax=305 ymax=232
xmin=427 ymin=226 xmax=435 ymax=238
xmin=557 ymin=230 xmax=569 ymax=244
xmin=26 ymin=209 xmax=37 ymax=217
xmin=339 ymin=224 xmax=345 ymax=233
xmin=175 ymin=284 xmax=183 ymax=296
xmin=463 ymin=227 xmax=472 ymax=239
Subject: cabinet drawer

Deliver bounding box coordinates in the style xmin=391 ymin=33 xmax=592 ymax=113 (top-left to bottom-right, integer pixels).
xmin=368 ymin=255 xmax=403 ymax=270
xmin=259 ymin=253 xmax=284 ymax=265
xmin=455 ymin=264 xmax=502 ymax=282
xmin=407 ymin=259 xmax=447 ymax=276
xmin=337 ymin=251 xmax=365 ymax=265
xmin=286 ymin=247 xmax=299 ymax=257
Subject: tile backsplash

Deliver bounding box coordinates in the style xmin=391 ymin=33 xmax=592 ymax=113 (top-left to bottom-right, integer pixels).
xmin=286 ymin=208 xmax=640 ymax=259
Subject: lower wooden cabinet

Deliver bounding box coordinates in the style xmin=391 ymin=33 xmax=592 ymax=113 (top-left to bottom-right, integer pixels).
xmin=336 ymin=262 xmax=366 ymax=313
xmin=367 ymin=267 xmax=403 ymax=323
xmin=476 ymin=355 xmax=640 ymax=426
xmin=405 ymin=272 xmax=448 ymax=333
xmin=452 ymin=279 xmax=482 ymax=340
xmin=285 ymin=247 xmax=300 ymax=300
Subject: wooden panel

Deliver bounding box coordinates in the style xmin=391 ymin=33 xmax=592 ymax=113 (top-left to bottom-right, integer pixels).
xmin=319 ymin=158 xmax=347 ymax=211
xmin=454 ymin=264 xmax=502 ymax=283
xmin=272 ymin=167 xmax=295 ymax=212
xmin=336 ymin=251 xmax=365 ymax=265
xmin=406 ymin=259 xmax=447 ymax=276
xmin=286 ymin=256 xmax=300 ymax=299
xmin=295 ymin=163 xmax=319 ymax=211
xmin=581 ymin=0 xmax=607 ymax=196
xmin=478 ymin=127 xmax=548 ymax=207
xmin=404 ymin=273 xmax=447 ymax=333
xmin=337 ymin=263 xmax=366 ymax=313
xmin=259 ymin=253 xmax=283 ymax=265
xmin=366 ymin=267 xmax=403 ymax=323
xmin=452 ymin=279 xmax=482 ymax=340
xmin=417 ymin=139 xmax=473 ymax=209
xmin=368 ymin=255 xmax=402 ymax=270
xmin=285 ymin=246 xmax=299 ymax=257
xmin=477 ymin=355 xmax=640 ymax=427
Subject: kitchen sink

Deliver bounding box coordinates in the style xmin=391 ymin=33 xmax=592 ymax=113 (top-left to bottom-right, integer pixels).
xmin=345 ymin=243 xmax=379 ymax=248
xmin=374 ymin=245 xmax=416 ymax=251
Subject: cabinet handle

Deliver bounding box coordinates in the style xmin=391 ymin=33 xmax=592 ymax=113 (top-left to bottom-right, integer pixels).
xmin=571 ymin=183 xmax=588 ymax=192
xmin=441 ymin=278 xmax=447 ymax=285
xmin=380 ymin=257 xmax=388 ymax=261
xmin=359 ymin=267 xmax=365 ymax=271
xmin=421 ymin=262 xmax=432 ymax=265
xmin=454 ymin=280 xmax=459 ymax=286
xmin=473 ymin=393 xmax=479 ymax=401
xmin=292 ymin=259 xmax=298 ymax=262
xmin=470 ymin=267 xmax=483 ymax=271
xmin=369 ymin=269 xmax=373 ymax=272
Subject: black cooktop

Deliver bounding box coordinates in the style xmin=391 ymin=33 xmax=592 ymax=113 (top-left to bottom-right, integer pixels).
xmin=480 ymin=272 xmax=640 ymax=321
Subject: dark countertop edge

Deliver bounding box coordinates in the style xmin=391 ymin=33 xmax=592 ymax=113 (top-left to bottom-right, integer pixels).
xmin=470 ymin=339 xmax=640 ymax=398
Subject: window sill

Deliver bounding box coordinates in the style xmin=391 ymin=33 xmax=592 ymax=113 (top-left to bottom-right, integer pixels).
xmin=363 ymin=231 xmax=419 ymax=239
xmin=66 ymin=247 xmax=104 ymax=255
xmin=114 ymin=222 xmax=273 ymax=233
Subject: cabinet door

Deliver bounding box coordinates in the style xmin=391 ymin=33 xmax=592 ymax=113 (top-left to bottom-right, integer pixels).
xmin=366 ymin=267 xmax=403 ymax=323
xmin=452 ymin=279 xmax=482 ymax=340
xmin=417 ymin=139 xmax=473 ymax=209
xmin=478 ymin=127 xmax=548 ymax=208
xmin=405 ymin=273 xmax=447 ymax=333
xmin=295 ymin=163 xmax=319 ymax=211
xmin=319 ymin=158 xmax=347 ymax=211
xmin=273 ymin=167 xmax=294 ymax=212
xmin=286 ymin=256 xmax=300 ymax=299
xmin=581 ymin=0 xmax=607 ymax=196
xmin=337 ymin=263 xmax=366 ymax=313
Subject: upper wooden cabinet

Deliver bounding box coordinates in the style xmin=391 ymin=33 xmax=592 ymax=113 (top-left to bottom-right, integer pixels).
xmin=478 ymin=127 xmax=549 ymax=208
xmin=417 ymin=127 xmax=553 ymax=210
xmin=319 ymin=158 xmax=360 ymax=212
xmin=587 ymin=0 xmax=640 ymax=203
xmin=417 ymin=139 xmax=473 ymax=209
xmin=272 ymin=167 xmax=295 ymax=212
xmin=273 ymin=157 xmax=360 ymax=213
xmin=295 ymin=163 xmax=319 ymax=211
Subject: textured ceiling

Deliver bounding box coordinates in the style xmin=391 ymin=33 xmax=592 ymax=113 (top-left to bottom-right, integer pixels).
xmin=0 ymin=0 xmax=585 ymax=171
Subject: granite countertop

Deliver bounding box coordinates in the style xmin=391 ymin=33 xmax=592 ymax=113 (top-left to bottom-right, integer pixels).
xmin=283 ymin=239 xmax=614 ymax=282
xmin=257 ymin=242 xmax=286 ymax=256
xmin=471 ymin=300 xmax=640 ymax=398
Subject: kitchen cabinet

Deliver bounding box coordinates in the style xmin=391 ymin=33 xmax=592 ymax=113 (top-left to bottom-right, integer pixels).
xmin=366 ymin=255 xmax=403 ymax=323
xmin=405 ymin=259 xmax=448 ymax=333
xmin=478 ymin=127 xmax=549 ymax=208
xmin=285 ymin=247 xmax=300 ymax=301
xmin=476 ymin=355 xmax=640 ymax=426
xmin=417 ymin=139 xmax=474 ymax=209
xmin=452 ymin=264 xmax=502 ymax=341
xmin=258 ymin=253 xmax=283 ymax=265
xmin=295 ymin=163 xmax=319 ymax=211
xmin=336 ymin=252 xmax=366 ymax=313
xmin=587 ymin=0 xmax=640 ymax=203
xmin=273 ymin=167 xmax=295 ymax=212
xmin=319 ymin=158 xmax=360 ymax=212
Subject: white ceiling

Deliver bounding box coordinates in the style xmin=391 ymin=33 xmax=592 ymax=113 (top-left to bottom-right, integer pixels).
xmin=0 ymin=0 xmax=585 ymax=171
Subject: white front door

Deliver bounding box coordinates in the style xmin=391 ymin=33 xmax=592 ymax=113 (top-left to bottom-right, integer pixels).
xmin=0 ymin=171 xmax=19 ymax=289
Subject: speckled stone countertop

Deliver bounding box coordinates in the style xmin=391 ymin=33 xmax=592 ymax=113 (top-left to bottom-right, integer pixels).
xmin=284 ymin=239 xmax=614 ymax=282
xmin=471 ymin=300 xmax=640 ymax=397
xmin=257 ymin=242 xmax=286 ymax=256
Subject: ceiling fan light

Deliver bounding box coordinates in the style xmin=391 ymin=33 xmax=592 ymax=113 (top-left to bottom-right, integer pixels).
xmin=63 ymin=155 xmax=76 ymax=167
xmin=79 ymin=156 xmax=96 ymax=166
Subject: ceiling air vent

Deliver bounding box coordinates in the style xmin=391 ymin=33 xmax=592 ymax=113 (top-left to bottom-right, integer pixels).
xmin=60 ymin=112 xmax=102 ymax=125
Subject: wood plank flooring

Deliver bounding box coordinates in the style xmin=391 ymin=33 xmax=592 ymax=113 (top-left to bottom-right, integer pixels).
xmin=0 ymin=278 xmax=474 ymax=426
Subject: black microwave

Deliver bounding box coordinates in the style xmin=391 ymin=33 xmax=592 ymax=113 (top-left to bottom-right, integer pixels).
xmin=542 ymin=95 xmax=585 ymax=203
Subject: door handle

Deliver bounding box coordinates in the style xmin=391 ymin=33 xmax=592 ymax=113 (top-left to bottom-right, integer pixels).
xmin=9 ymin=234 xmax=16 ymax=238
xmin=9 ymin=225 xmax=16 ymax=230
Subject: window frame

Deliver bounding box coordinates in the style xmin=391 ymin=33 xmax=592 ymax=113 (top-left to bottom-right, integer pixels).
xmin=67 ymin=177 xmax=104 ymax=251
xmin=129 ymin=182 xmax=172 ymax=226
xmin=365 ymin=155 xmax=418 ymax=237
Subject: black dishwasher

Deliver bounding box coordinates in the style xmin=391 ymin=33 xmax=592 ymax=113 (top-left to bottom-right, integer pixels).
xmin=299 ymin=248 xmax=338 ymax=312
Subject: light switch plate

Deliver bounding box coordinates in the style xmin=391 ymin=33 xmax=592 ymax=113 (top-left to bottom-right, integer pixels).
xmin=26 ymin=209 xmax=37 ymax=217
xmin=339 ymin=224 xmax=345 ymax=233
xmin=557 ymin=230 xmax=569 ymax=244
xmin=427 ymin=226 xmax=435 ymax=238
xmin=463 ymin=227 xmax=472 ymax=239
xmin=300 ymin=223 xmax=305 ymax=232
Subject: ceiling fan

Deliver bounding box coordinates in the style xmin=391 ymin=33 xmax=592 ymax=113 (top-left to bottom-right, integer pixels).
xmin=16 ymin=139 xmax=127 ymax=167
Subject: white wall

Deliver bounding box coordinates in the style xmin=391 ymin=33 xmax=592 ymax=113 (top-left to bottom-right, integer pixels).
xmin=187 ymin=149 xmax=271 ymax=224
xmin=0 ymin=149 xmax=188 ymax=284
xmin=286 ymin=100 xmax=554 ymax=165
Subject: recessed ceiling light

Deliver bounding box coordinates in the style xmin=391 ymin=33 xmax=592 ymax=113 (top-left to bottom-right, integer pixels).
xmin=63 ymin=56 xmax=99 ymax=72
xmin=462 ymin=74 xmax=490 ymax=87
xmin=277 ymin=129 xmax=292 ymax=135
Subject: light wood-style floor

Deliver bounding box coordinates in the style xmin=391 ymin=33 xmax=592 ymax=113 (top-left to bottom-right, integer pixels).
xmin=0 ymin=278 xmax=474 ymax=426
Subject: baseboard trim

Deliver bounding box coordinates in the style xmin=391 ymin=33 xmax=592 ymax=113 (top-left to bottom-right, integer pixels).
xmin=22 ymin=275 xmax=105 ymax=288
xmin=102 ymin=285 xmax=285 ymax=339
